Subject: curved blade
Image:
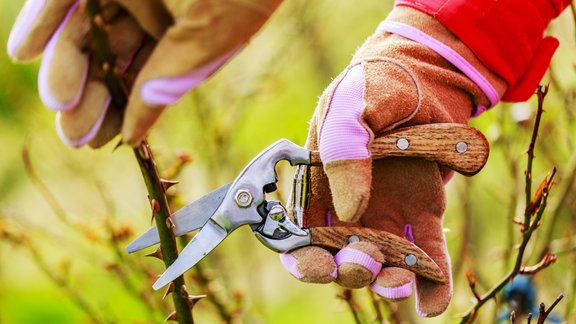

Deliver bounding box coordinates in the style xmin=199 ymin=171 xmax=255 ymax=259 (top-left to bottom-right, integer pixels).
xmin=126 ymin=183 xmax=231 ymax=253
xmin=153 ymin=219 xmax=228 ymax=290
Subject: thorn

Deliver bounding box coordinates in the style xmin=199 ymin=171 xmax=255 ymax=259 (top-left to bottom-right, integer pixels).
xmin=138 ymin=143 xmax=151 ymax=160
xmin=144 ymin=247 xmax=163 ymax=260
xmin=150 ymin=199 xmax=160 ymax=224
xmin=93 ymin=14 xmax=105 ymax=28
xmin=112 ymin=139 xmax=123 ymax=152
xmin=161 ymin=179 xmax=179 ymax=191
xmin=165 ymin=311 xmax=177 ymax=322
xmin=180 ymin=284 xmax=189 ymax=297
xmin=178 ymin=152 xmax=193 ymax=164
xmin=188 ymin=294 xmax=207 ymax=307
xmin=166 ymin=216 xmax=175 ymax=229
xmin=162 ymin=282 xmax=175 ymax=300
xmin=150 ymin=199 xmax=161 ymax=214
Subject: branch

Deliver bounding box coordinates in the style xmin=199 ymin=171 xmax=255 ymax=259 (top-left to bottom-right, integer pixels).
xmin=84 ymin=1 xmax=193 ymax=322
xmin=22 ymin=140 xmax=71 ymax=226
xmin=536 ymin=293 xmax=564 ymax=324
xmin=524 ymin=86 xmax=548 ymax=228
xmin=460 ymin=87 xmax=557 ymax=323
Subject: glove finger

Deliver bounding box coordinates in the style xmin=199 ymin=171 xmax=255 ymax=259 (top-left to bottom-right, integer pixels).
xmin=360 ymin=157 xmax=450 ymax=315
xmin=369 ymin=223 xmax=416 ymax=300
xmin=56 ymin=11 xmax=145 ymax=147
xmin=8 ymin=0 xmax=77 ymax=61
xmin=88 ymin=103 xmax=123 ymax=148
xmin=371 ymin=268 xmax=414 ymax=301
xmin=279 ymin=246 xmax=336 ymax=284
xmin=361 ymin=202 xmax=416 ymax=300
xmin=115 ymin=0 xmax=171 ymax=39
xmin=121 ymin=0 xmax=282 ymax=145
xmin=38 ymin=1 xmax=89 ymax=111
xmin=334 ymin=241 xmax=383 ymax=289
xmin=411 ymin=214 xmax=452 ymax=317
xmin=383 ymin=159 xmax=450 ymax=317
xmin=317 ymin=64 xmax=372 ymax=222
xmin=57 ymin=81 xmax=110 ymax=147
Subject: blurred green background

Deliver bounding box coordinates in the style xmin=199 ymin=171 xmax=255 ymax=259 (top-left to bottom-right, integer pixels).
xmin=1 ymin=1 xmax=576 ymax=323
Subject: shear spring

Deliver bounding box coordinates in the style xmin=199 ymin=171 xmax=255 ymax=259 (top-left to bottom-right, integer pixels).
xmin=292 ymin=164 xmax=310 ymax=228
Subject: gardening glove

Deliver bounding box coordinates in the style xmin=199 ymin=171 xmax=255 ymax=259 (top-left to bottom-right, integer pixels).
xmin=280 ymin=6 xmax=508 ymax=317
xmin=8 ymin=0 xmax=282 ymax=148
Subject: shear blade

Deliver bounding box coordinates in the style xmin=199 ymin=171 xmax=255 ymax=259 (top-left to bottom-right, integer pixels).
xmin=152 ymin=219 xmax=228 ymax=290
xmin=126 ymin=183 xmax=231 ymax=253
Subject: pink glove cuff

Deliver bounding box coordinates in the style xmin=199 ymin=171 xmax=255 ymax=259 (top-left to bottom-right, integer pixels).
xmin=371 ymin=281 xmax=413 ymax=299
xmin=376 ymin=20 xmax=499 ymax=117
xmin=318 ymin=64 xmax=370 ymax=162
xmin=334 ymin=247 xmax=382 ymax=280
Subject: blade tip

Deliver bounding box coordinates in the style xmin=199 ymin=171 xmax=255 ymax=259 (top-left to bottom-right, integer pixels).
xmin=152 ymin=279 xmax=169 ymax=290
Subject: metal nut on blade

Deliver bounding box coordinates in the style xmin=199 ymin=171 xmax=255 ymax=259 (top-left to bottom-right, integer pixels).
xmin=396 ymin=138 xmax=410 ymax=150
xmin=234 ymin=189 xmax=253 ymax=208
xmin=456 ymin=141 xmax=468 ymax=153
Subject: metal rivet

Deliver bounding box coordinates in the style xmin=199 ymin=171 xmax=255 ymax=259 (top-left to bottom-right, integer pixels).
xmin=348 ymin=235 xmax=360 ymax=243
xmin=456 ymin=141 xmax=468 ymax=153
xmin=234 ymin=189 xmax=253 ymax=208
xmin=404 ymin=254 xmax=417 ymax=267
xmin=396 ymin=138 xmax=409 ymax=150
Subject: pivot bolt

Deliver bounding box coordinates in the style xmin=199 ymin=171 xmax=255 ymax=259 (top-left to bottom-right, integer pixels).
xmin=234 ymin=189 xmax=253 ymax=208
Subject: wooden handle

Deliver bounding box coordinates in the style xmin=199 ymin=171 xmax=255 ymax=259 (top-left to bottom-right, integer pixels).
xmin=310 ymin=123 xmax=489 ymax=176
xmin=309 ymin=227 xmax=446 ymax=283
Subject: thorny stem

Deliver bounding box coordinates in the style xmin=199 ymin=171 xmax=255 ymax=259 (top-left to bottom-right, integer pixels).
xmin=337 ymin=289 xmax=362 ymax=324
xmin=134 ymin=143 xmax=193 ymax=323
xmin=368 ymin=289 xmax=384 ymax=323
xmin=460 ymin=87 xmax=557 ymax=323
xmin=85 ymin=0 xmax=193 ymax=322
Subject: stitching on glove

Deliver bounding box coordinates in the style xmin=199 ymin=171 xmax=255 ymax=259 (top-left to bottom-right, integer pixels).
xmin=356 ymin=56 xmax=423 ymax=132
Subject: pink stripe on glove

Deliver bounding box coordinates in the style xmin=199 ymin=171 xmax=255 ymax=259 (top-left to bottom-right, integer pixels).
xmin=140 ymin=48 xmax=240 ymax=106
xmin=319 ymin=64 xmax=370 ymax=162
xmin=7 ymin=0 xmax=47 ymax=59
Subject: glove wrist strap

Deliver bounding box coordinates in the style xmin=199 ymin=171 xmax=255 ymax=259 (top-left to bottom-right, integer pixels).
xmin=382 ymin=7 xmax=507 ymax=116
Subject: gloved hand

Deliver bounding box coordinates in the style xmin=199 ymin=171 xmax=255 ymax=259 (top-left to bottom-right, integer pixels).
xmin=8 ymin=0 xmax=282 ymax=148
xmin=280 ymin=7 xmax=508 ymax=317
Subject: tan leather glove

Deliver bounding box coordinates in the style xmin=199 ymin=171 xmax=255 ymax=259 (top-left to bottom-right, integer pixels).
xmin=280 ymin=7 xmax=507 ymax=317
xmin=8 ymin=0 xmax=282 ymax=147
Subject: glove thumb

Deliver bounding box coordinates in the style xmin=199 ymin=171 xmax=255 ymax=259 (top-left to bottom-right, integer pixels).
xmin=324 ymin=159 xmax=371 ymax=222
xmin=318 ymin=64 xmax=372 ymax=222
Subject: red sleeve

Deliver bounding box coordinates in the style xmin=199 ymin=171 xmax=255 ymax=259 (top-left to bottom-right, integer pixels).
xmin=395 ymin=0 xmax=572 ymax=102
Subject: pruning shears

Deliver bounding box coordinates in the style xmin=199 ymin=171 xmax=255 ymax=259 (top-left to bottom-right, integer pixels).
xmin=126 ymin=123 xmax=489 ymax=290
